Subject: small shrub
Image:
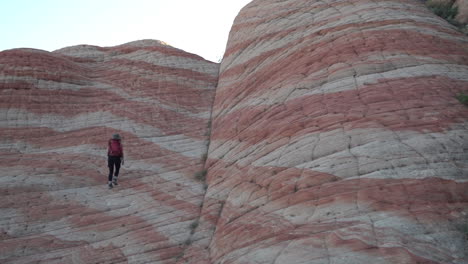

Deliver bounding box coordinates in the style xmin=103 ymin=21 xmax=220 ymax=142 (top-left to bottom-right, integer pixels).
xmin=190 ymin=220 xmax=199 ymax=230
xmin=183 ymin=238 xmax=192 ymax=246
xmin=426 ymin=1 xmax=461 ymax=26
xmin=194 ymin=169 xmax=207 ymax=182
xmin=456 ymin=93 xmax=468 ymax=106
xmin=429 ymin=2 xmax=458 ymax=20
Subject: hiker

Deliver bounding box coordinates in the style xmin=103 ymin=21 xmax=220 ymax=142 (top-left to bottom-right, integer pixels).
xmin=107 ymin=134 xmax=124 ymax=189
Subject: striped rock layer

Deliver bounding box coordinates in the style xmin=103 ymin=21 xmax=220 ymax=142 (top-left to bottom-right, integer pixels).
xmin=0 ymin=40 xmax=218 ymax=263
xmin=180 ymin=1 xmax=468 ymax=264
xmin=1 ymin=1 xmax=468 ymax=264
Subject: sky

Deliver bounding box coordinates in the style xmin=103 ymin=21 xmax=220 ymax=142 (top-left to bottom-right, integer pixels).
xmin=0 ymin=0 xmax=252 ymax=62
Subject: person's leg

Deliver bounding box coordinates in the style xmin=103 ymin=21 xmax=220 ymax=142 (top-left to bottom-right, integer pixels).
xmin=113 ymin=158 xmax=121 ymax=185
xmin=108 ymin=157 xmax=114 ymax=185
xmin=114 ymin=158 xmax=121 ymax=177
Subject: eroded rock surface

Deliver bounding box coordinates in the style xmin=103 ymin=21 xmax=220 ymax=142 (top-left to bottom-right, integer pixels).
xmin=2 ymin=1 xmax=468 ymax=264
xmin=0 ymin=40 xmax=218 ymax=263
xmin=182 ymin=1 xmax=468 ymax=263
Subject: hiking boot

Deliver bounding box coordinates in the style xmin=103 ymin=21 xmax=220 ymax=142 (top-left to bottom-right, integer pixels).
xmin=113 ymin=177 xmax=118 ymax=186
xmin=108 ymin=182 xmax=113 ymax=189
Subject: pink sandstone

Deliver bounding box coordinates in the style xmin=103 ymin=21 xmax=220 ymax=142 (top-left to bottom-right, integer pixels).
xmin=0 ymin=40 xmax=218 ymax=264
xmin=1 ymin=1 xmax=468 ymax=264
xmin=180 ymin=0 xmax=468 ymax=264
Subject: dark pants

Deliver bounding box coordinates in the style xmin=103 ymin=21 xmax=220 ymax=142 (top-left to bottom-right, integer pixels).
xmin=108 ymin=156 xmax=121 ymax=181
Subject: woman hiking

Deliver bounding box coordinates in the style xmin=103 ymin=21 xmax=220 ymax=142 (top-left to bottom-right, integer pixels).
xmin=107 ymin=134 xmax=124 ymax=189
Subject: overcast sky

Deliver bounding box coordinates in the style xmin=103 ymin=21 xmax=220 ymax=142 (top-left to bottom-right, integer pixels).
xmin=0 ymin=0 xmax=252 ymax=62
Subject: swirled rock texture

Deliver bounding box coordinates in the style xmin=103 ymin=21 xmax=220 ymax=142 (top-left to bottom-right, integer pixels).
xmin=0 ymin=40 xmax=218 ymax=263
xmin=2 ymin=1 xmax=468 ymax=264
xmin=180 ymin=0 xmax=468 ymax=264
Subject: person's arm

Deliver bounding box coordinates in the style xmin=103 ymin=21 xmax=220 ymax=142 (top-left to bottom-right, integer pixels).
xmin=121 ymin=142 xmax=124 ymax=165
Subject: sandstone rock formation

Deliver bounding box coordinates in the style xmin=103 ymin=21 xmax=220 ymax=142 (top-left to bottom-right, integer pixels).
xmin=1 ymin=0 xmax=468 ymax=264
xmin=0 ymin=40 xmax=218 ymax=263
xmin=181 ymin=0 xmax=468 ymax=263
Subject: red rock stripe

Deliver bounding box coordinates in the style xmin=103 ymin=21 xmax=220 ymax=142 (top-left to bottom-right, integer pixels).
xmin=0 ymin=235 xmax=87 ymax=262
xmin=0 ymin=235 xmax=128 ymax=264
xmin=0 ymin=49 xmax=89 ymax=74
xmin=0 ymin=68 xmax=90 ymax=85
xmin=0 ymin=127 xmax=200 ymax=172
xmin=93 ymin=69 xmax=215 ymax=110
xmin=195 ymin=165 xmax=341 ymax=244
xmin=1 ymin=54 xmax=216 ymax=113
xmin=203 ymin=160 xmax=463 ymax=206
xmin=0 ymin=154 xmax=204 ymax=222
xmin=229 ymin=0 xmax=420 ymax=32
xmin=196 ymin=161 xmax=467 ymax=262
xmin=217 ymin=29 xmax=468 ymax=107
xmin=226 ymin=1 xmax=462 ymax=57
xmin=230 ymin=1 xmax=323 ymax=33
xmin=210 ymin=76 xmax=468 ymax=144
xmin=0 ymin=152 xmax=105 ymax=187
xmin=67 ymin=243 xmax=129 ymax=264
xmin=0 ymin=150 xmax=201 ymax=194
xmin=208 ymin=177 xmax=466 ymax=262
xmin=227 ymin=15 xmax=450 ymax=60
xmin=0 ymin=77 xmax=214 ymax=115
xmin=56 ymin=54 xmax=99 ymax=64
xmin=131 ymin=178 xmax=202 ymax=215
xmin=0 ymin=189 xmax=184 ymax=263
xmin=215 ymin=235 xmax=443 ymax=264
xmin=216 ymin=56 xmax=460 ymax=117
xmin=0 ymin=80 xmax=35 ymax=90
xmin=0 ymin=88 xmax=209 ymax=139
xmin=222 ymin=26 xmax=466 ymax=81
xmin=204 ymin=162 xmax=336 ymax=196
xmin=0 ymin=50 xmax=91 ymax=84
xmin=107 ymin=59 xmax=218 ymax=82
xmin=1 ymin=67 xmax=215 ymax=113
xmin=115 ymin=177 xmax=205 ymax=214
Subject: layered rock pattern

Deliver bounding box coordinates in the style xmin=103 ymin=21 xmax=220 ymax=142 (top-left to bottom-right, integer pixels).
xmin=182 ymin=0 xmax=468 ymax=263
xmin=0 ymin=40 xmax=219 ymax=263
xmin=2 ymin=1 xmax=468 ymax=264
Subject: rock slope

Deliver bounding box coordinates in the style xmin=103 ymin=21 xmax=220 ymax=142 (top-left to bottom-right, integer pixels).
xmin=182 ymin=0 xmax=468 ymax=263
xmin=0 ymin=40 xmax=218 ymax=263
xmin=2 ymin=1 xmax=468 ymax=264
